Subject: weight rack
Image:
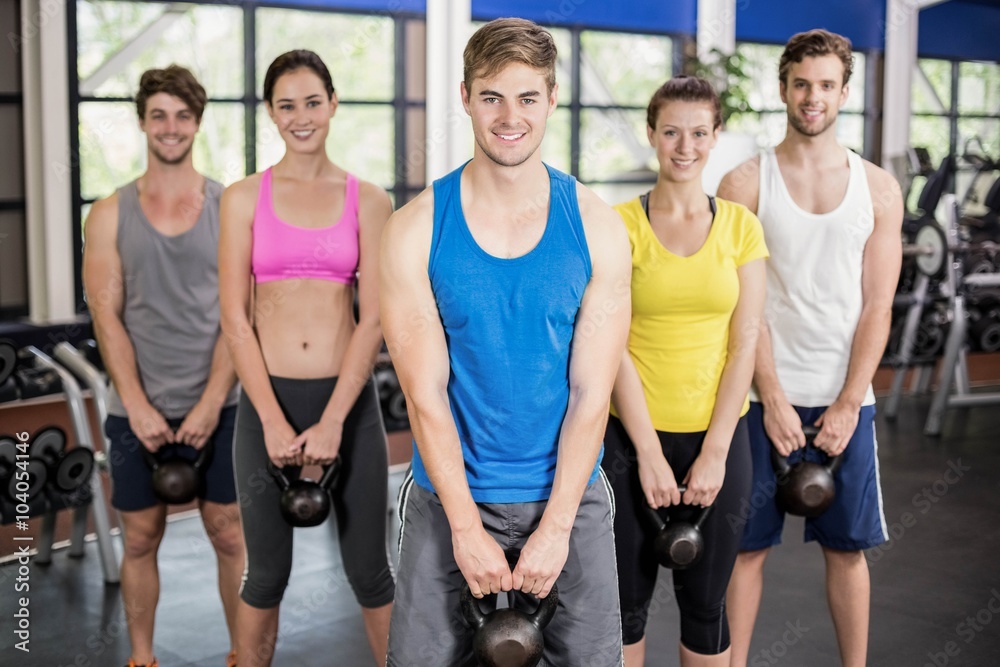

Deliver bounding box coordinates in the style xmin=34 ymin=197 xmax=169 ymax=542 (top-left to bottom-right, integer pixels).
xmin=885 ymin=195 xmax=1000 ymax=435
xmin=22 ymin=346 xmax=120 ymax=583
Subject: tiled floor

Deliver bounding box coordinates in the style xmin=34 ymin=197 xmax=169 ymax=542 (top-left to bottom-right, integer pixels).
xmin=3 ymin=396 xmax=1000 ymax=666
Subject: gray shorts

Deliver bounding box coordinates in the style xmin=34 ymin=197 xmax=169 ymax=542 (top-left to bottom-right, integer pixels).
xmin=386 ymin=470 xmax=623 ymax=667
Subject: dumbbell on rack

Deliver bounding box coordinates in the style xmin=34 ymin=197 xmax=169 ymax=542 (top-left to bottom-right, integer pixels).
xmin=0 ymin=434 xmax=48 ymax=506
xmin=31 ymin=427 xmax=96 ymax=496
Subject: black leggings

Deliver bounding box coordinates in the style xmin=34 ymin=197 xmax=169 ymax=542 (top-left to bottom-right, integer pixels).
xmin=234 ymin=376 xmax=395 ymax=609
xmin=602 ymin=415 xmax=752 ymax=654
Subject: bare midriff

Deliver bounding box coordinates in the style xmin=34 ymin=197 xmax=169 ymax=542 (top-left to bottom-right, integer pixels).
xmin=253 ymin=278 xmax=356 ymax=379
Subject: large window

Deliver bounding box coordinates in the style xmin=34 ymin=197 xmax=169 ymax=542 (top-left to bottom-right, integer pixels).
xmin=571 ymin=29 xmax=676 ymax=206
xmin=911 ymin=58 xmax=1000 ymax=213
xmin=1 ymin=1 xmax=27 ymax=319
xmin=71 ymin=1 xmax=422 ymax=311
xmin=726 ymin=42 xmax=870 ymax=157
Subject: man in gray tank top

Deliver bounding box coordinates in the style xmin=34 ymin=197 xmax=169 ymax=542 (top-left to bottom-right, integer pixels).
xmin=82 ymin=66 xmax=242 ymax=667
xmin=718 ymin=31 xmax=903 ymax=667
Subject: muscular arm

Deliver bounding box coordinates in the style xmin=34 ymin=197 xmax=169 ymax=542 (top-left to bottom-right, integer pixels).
xmin=380 ymin=192 xmax=509 ymax=597
xmin=610 ymin=350 xmax=682 ymax=508
xmin=174 ymin=334 xmax=237 ymax=449
xmin=686 ymin=258 xmax=766 ymax=506
xmin=815 ymin=166 xmax=903 ymax=454
xmin=218 ymin=179 xmax=298 ymax=465
xmin=315 ymin=183 xmax=393 ymax=428
xmin=83 ymin=195 xmax=173 ymax=450
xmin=515 ymin=187 xmax=632 ymax=598
xmin=717 ymin=156 xmax=760 ymax=215
xmin=296 ymin=182 xmax=394 ymax=464
xmin=720 ymin=156 xmax=806 ymax=455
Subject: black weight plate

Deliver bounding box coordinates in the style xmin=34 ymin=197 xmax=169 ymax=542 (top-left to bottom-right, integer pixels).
xmin=0 ymin=377 xmax=18 ymax=403
xmin=0 ymin=340 xmax=16 ymax=385
xmin=0 ymin=436 xmax=18 ymax=470
xmin=32 ymin=426 xmax=67 ymax=464
xmin=55 ymin=448 xmax=95 ymax=492
xmin=7 ymin=458 xmax=47 ymax=501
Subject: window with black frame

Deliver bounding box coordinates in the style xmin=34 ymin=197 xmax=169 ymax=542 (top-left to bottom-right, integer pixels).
xmin=71 ymin=0 xmax=414 ymax=311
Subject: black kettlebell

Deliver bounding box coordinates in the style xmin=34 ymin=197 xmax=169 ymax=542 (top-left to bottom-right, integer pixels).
xmin=645 ymin=485 xmax=713 ymax=570
xmin=461 ymin=572 xmax=559 ymax=667
xmin=771 ymin=426 xmax=843 ymax=518
xmin=269 ymin=459 xmax=340 ymax=527
xmin=143 ymin=442 xmax=213 ymax=505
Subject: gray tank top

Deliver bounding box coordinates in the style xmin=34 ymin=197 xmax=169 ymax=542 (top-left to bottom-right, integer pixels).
xmin=106 ymin=178 xmax=239 ymax=418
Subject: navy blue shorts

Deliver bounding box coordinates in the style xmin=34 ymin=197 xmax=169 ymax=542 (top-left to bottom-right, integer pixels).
xmin=104 ymin=406 xmax=238 ymax=512
xmin=738 ymin=402 xmax=888 ymax=552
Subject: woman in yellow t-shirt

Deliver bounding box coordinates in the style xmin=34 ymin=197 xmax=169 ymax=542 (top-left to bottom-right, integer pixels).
xmin=601 ymin=76 xmax=768 ymax=666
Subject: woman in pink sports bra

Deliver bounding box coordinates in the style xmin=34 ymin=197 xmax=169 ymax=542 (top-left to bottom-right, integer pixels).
xmin=219 ymin=50 xmax=394 ymax=667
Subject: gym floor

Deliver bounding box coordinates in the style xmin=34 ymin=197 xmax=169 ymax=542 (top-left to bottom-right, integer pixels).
xmin=2 ymin=395 xmax=999 ymax=666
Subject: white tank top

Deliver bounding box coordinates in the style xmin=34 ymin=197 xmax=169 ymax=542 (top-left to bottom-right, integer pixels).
xmin=750 ymin=147 xmax=876 ymax=407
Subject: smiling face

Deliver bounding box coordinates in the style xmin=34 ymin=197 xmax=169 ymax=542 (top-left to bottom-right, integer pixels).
xmin=780 ymin=54 xmax=849 ymax=138
xmin=139 ymin=92 xmax=200 ymax=166
xmin=461 ymin=62 xmax=557 ymax=168
xmin=266 ymin=68 xmax=337 ymax=154
xmin=648 ymin=100 xmax=719 ymax=184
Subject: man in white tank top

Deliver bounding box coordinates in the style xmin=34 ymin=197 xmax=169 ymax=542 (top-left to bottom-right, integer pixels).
xmin=82 ymin=67 xmax=242 ymax=667
xmin=717 ymin=30 xmax=902 ymax=667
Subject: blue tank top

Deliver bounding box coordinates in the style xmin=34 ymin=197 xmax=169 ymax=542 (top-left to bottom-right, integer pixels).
xmin=410 ymin=162 xmax=599 ymax=503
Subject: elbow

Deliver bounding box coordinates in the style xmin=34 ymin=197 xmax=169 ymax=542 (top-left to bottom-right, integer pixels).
xmin=567 ymin=384 xmax=612 ymax=421
xmin=356 ymin=310 xmax=383 ymax=340
xmin=402 ymin=382 xmax=449 ymax=422
xmin=219 ymin=308 xmax=252 ymax=350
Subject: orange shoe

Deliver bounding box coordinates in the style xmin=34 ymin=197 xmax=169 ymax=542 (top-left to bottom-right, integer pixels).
xmin=226 ymin=650 xmax=237 ymax=667
xmin=125 ymin=659 xmax=158 ymax=667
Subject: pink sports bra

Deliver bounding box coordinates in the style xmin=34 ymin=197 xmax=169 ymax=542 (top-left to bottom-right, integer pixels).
xmin=251 ymin=167 xmax=360 ymax=285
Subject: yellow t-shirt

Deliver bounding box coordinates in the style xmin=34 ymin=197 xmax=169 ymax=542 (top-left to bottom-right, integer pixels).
xmin=610 ymin=196 xmax=769 ymax=432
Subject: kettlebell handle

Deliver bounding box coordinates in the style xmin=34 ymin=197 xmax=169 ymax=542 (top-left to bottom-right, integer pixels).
xmin=318 ymin=458 xmax=341 ymax=490
xmin=142 ymin=442 xmax=213 ymax=472
xmin=268 ymin=462 xmax=292 ymax=491
xmin=771 ymin=426 xmax=842 ymax=476
xmin=141 ymin=447 xmax=160 ymax=473
xmin=771 ymin=425 xmax=819 ymax=475
xmin=191 ymin=440 xmax=214 ymax=472
xmin=459 ymin=581 xmax=560 ymax=632
xmin=643 ymin=484 xmax=713 ymax=530
xmin=460 ymin=583 xmax=490 ymax=631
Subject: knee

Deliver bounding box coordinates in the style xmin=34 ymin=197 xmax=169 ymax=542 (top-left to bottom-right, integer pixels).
xmin=736 ymin=548 xmax=769 ymax=570
xmin=205 ymin=512 xmax=244 ymax=559
xmin=344 ymin=560 xmax=395 ymax=608
xmin=821 ymin=546 xmax=866 ymax=569
xmin=678 ymin=599 xmax=728 ymax=655
xmin=240 ymin=568 xmax=290 ymax=609
xmin=122 ymin=522 xmax=166 ymax=559
xmin=123 ymin=529 xmax=163 ymax=560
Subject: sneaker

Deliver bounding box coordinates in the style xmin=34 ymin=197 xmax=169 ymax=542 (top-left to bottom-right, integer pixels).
xmin=226 ymin=650 xmax=238 ymax=667
xmin=125 ymin=659 xmax=158 ymax=667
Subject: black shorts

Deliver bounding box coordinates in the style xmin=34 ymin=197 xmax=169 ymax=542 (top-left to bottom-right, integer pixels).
xmin=105 ymin=405 xmax=238 ymax=512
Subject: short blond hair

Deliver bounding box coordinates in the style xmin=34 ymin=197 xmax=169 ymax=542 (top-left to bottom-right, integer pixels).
xmin=463 ymin=18 xmax=557 ymax=94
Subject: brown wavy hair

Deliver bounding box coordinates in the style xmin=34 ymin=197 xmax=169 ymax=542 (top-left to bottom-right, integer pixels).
xmin=779 ymin=29 xmax=854 ymax=87
xmin=135 ymin=65 xmax=207 ymax=121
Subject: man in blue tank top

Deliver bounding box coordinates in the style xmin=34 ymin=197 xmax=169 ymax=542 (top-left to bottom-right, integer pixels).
xmin=82 ymin=66 xmax=242 ymax=667
xmin=381 ymin=18 xmax=631 ymax=666
xmin=718 ymin=31 xmax=903 ymax=667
